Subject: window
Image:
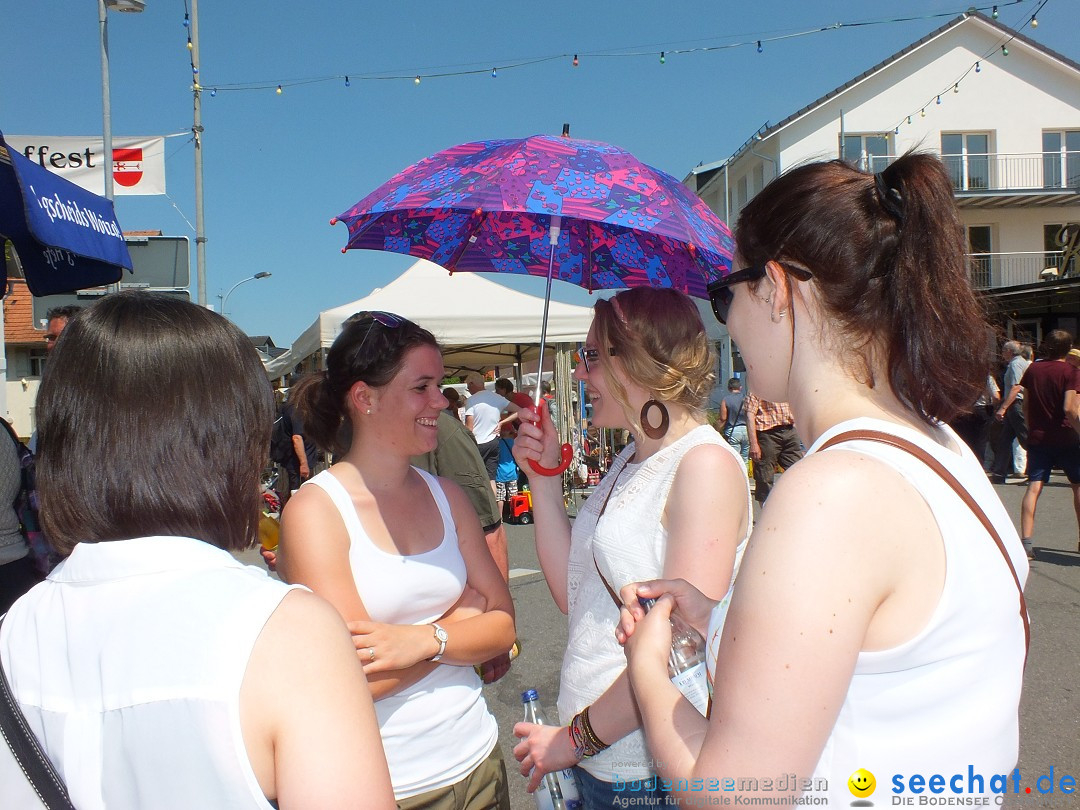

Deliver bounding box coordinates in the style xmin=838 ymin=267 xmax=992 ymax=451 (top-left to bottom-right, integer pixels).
xmin=753 ymin=163 xmax=765 ymax=194
xmin=842 ymin=135 xmax=890 ymax=172
xmin=1042 ymin=131 xmax=1080 ymax=189
xmin=941 ymin=133 xmax=990 ymax=190
xmin=28 ymin=349 xmax=47 ymax=378
xmin=968 ymin=226 xmax=993 ymax=287
xmin=737 ymin=175 xmax=748 ymax=208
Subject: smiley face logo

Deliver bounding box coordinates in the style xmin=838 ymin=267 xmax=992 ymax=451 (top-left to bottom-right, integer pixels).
xmin=848 ymin=768 xmax=876 ymax=798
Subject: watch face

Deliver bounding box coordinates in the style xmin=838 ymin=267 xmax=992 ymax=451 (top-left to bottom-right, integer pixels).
xmin=434 ymin=626 xmax=449 ymax=642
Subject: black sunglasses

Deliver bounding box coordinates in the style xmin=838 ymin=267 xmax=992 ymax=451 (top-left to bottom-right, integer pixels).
xmin=707 ymin=264 xmax=813 ymax=325
xmin=347 ymin=310 xmax=405 ymax=365
xmin=574 ymin=346 xmax=618 ymax=373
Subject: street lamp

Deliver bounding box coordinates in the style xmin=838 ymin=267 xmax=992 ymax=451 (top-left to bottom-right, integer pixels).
xmin=99 ymin=0 xmax=145 ymax=203
xmin=220 ymin=272 xmax=272 ymax=317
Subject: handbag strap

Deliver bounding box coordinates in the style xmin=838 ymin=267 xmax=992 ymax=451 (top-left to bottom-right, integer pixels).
xmin=818 ymin=429 xmax=1030 ymax=663
xmin=0 ymin=615 xmax=77 ymax=810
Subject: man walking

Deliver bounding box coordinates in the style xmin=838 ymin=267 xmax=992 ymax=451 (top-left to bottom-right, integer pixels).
xmin=993 ymin=340 xmax=1031 ymax=482
xmin=463 ymin=373 xmax=521 ymax=491
xmin=1017 ymin=330 xmax=1080 ymax=559
xmin=745 ymin=394 xmax=804 ymax=504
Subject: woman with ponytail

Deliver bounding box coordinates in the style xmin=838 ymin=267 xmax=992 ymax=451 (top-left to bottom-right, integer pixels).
xmin=278 ymin=312 xmax=515 ymax=809
xmin=512 ymin=287 xmax=751 ymax=808
xmin=619 ymin=154 xmax=1029 ymax=806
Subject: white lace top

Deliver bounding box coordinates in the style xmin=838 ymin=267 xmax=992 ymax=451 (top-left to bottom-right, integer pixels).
xmin=559 ymin=424 xmax=751 ymax=782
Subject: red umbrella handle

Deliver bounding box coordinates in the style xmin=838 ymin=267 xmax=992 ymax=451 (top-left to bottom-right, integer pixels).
xmin=524 ymin=400 xmax=573 ymax=477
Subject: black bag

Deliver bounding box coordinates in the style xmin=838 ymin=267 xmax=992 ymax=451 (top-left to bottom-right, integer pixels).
xmin=269 ymin=411 xmax=294 ymax=466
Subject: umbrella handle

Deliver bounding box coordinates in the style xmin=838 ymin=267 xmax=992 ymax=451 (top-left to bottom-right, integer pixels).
xmin=528 ymin=444 xmax=574 ymax=477
xmin=524 ymin=399 xmax=573 ymax=477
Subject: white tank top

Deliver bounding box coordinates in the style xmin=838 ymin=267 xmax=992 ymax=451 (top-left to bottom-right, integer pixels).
xmin=304 ymin=468 xmax=498 ymax=799
xmin=705 ymin=418 xmax=1027 ymax=804
xmin=0 ymin=536 xmax=302 ymax=810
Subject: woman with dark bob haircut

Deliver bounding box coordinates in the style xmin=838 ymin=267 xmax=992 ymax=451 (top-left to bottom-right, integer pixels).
xmin=618 ymin=153 xmax=1029 ymax=806
xmin=0 ymin=292 xmax=394 ymax=809
xmin=278 ymin=311 xmax=515 ymax=808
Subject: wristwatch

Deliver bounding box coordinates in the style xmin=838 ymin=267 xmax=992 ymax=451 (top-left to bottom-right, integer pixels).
xmin=430 ymin=623 xmax=448 ymax=662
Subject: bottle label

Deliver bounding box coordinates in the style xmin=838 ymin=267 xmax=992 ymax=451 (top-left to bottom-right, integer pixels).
xmin=671 ymin=662 xmax=710 ymax=716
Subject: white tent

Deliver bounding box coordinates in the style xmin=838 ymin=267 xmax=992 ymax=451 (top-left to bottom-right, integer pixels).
xmin=265 ymin=259 xmax=597 ymax=378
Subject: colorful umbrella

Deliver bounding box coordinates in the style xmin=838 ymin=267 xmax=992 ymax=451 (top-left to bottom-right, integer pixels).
xmin=333 ymin=133 xmax=734 ymax=473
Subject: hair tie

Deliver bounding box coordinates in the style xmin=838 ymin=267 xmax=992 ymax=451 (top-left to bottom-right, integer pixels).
xmin=874 ymin=172 xmax=905 ymax=225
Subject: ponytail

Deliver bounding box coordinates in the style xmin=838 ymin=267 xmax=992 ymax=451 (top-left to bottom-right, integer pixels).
xmin=290 ymin=372 xmax=348 ymax=455
xmin=735 ymin=151 xmax=988 ymax=424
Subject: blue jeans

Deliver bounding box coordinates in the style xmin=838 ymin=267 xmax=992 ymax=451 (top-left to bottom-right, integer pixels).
xmin=723 ymin=424 xmax=750 ymax=462
xmin=574 ymin=767 xmax=675 ymax=809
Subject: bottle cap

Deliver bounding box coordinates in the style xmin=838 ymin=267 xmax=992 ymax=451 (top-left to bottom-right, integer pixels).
xmin=521 ymin=689 xmax=540 ymax=702
xmin=638 ymin=596 xmax=657 ymax=611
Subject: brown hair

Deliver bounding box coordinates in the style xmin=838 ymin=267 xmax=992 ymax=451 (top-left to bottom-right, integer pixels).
xmin=37 ymin=292 xmax=273 ymax=553
xmin=591 ymin=287 xmax=715 ymax=434
xmin=290 ymin=312 xmax=439 ymax=455
xmin=735 ymin=152 xmax=988 ymax=424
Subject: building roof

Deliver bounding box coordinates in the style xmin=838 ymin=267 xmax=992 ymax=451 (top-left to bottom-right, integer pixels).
xmin=726 ymin=11 xmax=1080 ymax=165
xmin=3 ymin=279 xmax=45 ymax=346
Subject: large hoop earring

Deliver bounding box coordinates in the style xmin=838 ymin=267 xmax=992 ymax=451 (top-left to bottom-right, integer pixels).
xmin=640 ymin=399 xmax=670 ymax=440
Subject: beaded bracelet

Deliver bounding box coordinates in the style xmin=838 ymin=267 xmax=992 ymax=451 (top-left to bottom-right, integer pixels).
xmin=568 ymin=706 xmax=610 ymax=760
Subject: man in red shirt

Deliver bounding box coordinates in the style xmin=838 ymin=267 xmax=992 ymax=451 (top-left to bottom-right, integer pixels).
xmin=1017 ymin=330 xmax=1080 ymax=558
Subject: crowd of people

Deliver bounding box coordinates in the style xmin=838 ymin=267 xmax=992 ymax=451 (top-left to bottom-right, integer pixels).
xmin=2 ymin=150 xmax=1076 ymax=809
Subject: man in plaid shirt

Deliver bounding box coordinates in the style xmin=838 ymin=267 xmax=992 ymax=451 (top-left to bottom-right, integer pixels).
xmin=745 ymin=394 xmax=804 ymax=504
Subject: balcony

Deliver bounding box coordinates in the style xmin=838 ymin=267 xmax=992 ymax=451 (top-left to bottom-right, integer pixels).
xmin=942 ymin=151 xmax=1080 ymax=208
xmin=968 ymin=250 xmax=1077 ymax=290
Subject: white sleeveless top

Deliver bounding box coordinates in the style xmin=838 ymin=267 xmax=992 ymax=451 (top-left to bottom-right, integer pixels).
xmin=561 ymin=424 xmax=752 ymax=782
xmin=705 ymin=418 xmax=1028 ymax=805
xmin=304 ymin=468 xmax=498 ymax=800
xmin=0 ymin=536 xmax=302 ymax=810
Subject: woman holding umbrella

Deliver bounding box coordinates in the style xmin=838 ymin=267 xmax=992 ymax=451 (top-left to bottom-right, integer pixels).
xmin=512 ymin=286 xmax=752 ymax=808
xmin=618 ymin=154 xmax=1028 ymax=805
xmin=278 ymin=311 xmax=516 ymax=809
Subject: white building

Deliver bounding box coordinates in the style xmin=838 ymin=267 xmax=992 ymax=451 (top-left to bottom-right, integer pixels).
xmin=687 ymin=10 xmax=1080 ymax=377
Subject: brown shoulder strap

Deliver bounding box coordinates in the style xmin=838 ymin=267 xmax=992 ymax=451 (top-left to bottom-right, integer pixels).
xmin=819 ymin=429 xmax=1030 ymax=662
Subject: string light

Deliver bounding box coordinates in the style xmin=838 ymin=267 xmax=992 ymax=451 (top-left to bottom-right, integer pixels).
xmin=659 ymin=51 xmax=666 ymax=64
xmin=920 ymin=108 xmax=926 ymax=118
xmin=182 ymin=13 xmax=189 ymax=27
xmin=937 ymin=95 xmax=942 ymax=104
xmin=1030 ymin=14 xmax=1038 ymax=27
xmin=992 ymin=5 xmax=999 ymax=18
xmin=414 ymin=75 xmax=421 ymax=85
xmin=344 ymin=75 xmax=350 ymax=87
xmin=975 ymin=61 xmax=981 ymax=72
xmin=192 ymin=66 xmax=198 ymax=74
xmin=1002 ymin=44 xmax=1009 ymax=55
xmin=953 ymin=83 xmax=959 ymax=93
xmin=572 ymin=54 xmax=579 ymax=67
xmin=491 ymin=67 xmax=497 ymax=78
xmin=907 ymin=115 xmax=912 ymax=124
xmin=894 ymin=126 xmax=899 ymax=134
xmin=186 ymin=40 xmax=193 ymax=51
xmin=756 ymin=40 xmax=763 ymax=53
xmin=276 ymin=84 xmax=282 ymax=95
xmin=210 ymin=89 xmax=216 ymax=97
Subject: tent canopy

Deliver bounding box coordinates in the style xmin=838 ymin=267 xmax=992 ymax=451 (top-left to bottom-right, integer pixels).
xmin=267 ymin=259 xmax=597 ymax=377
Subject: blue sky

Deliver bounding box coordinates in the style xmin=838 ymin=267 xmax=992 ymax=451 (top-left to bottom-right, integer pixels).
xmin=2 ymin=0 xmax=1072 ymax=346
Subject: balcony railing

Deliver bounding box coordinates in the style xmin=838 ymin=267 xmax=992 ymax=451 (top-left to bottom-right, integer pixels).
xmin=968 ymin=250 xmax=1076 ymax=289
xmin=851 ymin=152 xmax=1080 ymax=192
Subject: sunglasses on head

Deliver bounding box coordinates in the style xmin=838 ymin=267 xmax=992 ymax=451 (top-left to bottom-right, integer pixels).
xmin=574 ymin=346 xmax=618 ymax=373
xmin=347 ymin=311 xmax=405 ymax=366
xmin=706 ymin=263 xmax=813 ymax=325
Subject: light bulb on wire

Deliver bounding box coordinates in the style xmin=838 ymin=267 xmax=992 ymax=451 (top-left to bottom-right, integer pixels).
xmin=182 ymin=14 xmax=189 ymax=27
xmin=920 ymin=108 xmax=926 ymax=118
xmin=756 ymin=40 xmax=763 ymax=53
xmin=1030 ymin=15 xmax=1038 ymax=28
xmin=572 ymin=54 xmax=579 ymax=67
xmin=276 ymin=85 xmax=282 ymax=95
xmin=659 ymin=51 xmax=665 ymax=64
xmin=953 ymin=83 xmax=959 ymax=93
xmin=936 ymin=95 xmax=941 ymax=105
xmin=186 ymin=40 xmax=193 ymax=51
xmin=1002 ymin=44 xmax=1009 ymax=56
xmin=491 ymin=67 xmax=497 ymax=78
xmin=344 ymin=76 xmax=350 ymax=87
xmin=992 ymin=5 xmax=999 ymax=18
xmin=210 ymin=89 xmax=216 ymax=97
xmin=975 ymin=61 xmax=981 ymax=73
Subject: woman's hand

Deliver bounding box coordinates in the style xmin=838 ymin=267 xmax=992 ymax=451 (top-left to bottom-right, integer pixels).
xmin=347 ymin=620 xmax=435 ymax=674
xmin=616 ymin=578 xmax=716 ymax=644
xmin=512 ymin=721 xmax=579 ymax=793
xmin=622 ymin=594 xmax=676 ymax=677
xmin=511 ymin=400 xmax=563 ymax=479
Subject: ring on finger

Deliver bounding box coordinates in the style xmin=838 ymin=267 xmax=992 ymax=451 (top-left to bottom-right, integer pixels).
xmin=368 ymin=646 xmax=376 ymax=662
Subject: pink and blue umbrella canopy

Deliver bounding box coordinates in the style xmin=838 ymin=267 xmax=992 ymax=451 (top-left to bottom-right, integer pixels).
xmin=333 ymin=134 xmax=734 ymax=298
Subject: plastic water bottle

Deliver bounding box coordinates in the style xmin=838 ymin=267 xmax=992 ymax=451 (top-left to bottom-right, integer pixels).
xmin=520 ymin=689 xmax=583 ymax=810
xmin=639 ymin=597 xmax=710 ymax=716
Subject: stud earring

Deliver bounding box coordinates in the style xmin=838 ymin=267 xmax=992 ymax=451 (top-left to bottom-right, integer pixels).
xmin=366 ymin=408 xmax=372 ymax=415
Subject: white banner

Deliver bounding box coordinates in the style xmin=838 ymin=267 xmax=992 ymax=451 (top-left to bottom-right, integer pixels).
xmin=5 ymin=135 xmax=166 ymax=196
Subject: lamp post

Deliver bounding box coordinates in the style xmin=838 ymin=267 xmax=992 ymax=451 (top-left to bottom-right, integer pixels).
xmin=99 ymin=0 xmax=145 ymax=203
xmin=220 ymin=272 xmax=271 ymax=317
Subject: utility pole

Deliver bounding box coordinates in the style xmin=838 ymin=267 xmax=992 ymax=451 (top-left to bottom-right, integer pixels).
xmin=191 ymin=0 xmax=207 ymax=306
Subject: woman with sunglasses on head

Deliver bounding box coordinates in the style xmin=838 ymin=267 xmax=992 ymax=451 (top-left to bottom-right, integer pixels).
xmin=0 ymin=293 xmax=394 ymax=809
xmin=618 ymin=154 xmax=1028 ymax=806
xmin=278 ymin=311 xmax=515 ymax=810
xmin=512 ymin=287 xmax=752 ymax=809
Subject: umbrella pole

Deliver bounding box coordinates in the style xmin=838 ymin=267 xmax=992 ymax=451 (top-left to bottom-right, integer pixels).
xmin=534 ymin=216 xmax=561 ymax=408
